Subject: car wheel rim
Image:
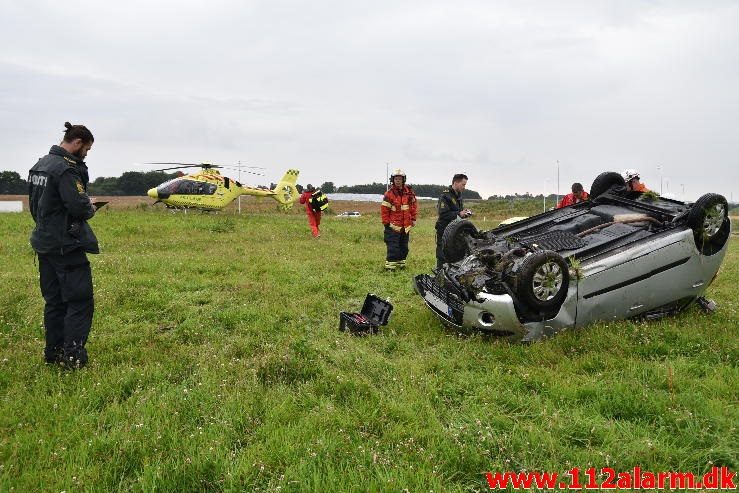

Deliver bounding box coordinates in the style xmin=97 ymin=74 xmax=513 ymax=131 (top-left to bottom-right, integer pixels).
xmin=532 ymin=261 xmax=563 ymax=301
xmin=703 ymin=203 xmax=725 ymax=238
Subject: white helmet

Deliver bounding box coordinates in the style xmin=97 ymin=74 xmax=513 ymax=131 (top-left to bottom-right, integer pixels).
xmin=390 ymin=168 xmax=406 ymax=184
xmin=622 ymin=169 xmax=640 ymax=181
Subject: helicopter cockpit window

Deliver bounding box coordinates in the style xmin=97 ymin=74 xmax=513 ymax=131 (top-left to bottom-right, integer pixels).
xmin=157 ymin=179 xmax=180 ymax=195
xmin=158 ymin=179 xmax=216 ymax=195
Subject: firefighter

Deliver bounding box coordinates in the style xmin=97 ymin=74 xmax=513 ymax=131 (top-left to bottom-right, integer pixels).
xmin=28 ymin=122 xmax=99 ymax=369
xmin=435 ymin=173 xmax=473 ymax=269
xmin=381 ymin=169 xmax=417 ymax=270
xmin=299 ymin=184 xmax=324 ymax=237
xmin=622 ymin=169 xmax=649 ymax=192
xmin=556 ymin=182 xmax=590 ymax=208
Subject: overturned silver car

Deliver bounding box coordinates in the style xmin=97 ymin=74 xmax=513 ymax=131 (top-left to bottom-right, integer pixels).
xmin=414 ymin=172 xmax=731 ymax=342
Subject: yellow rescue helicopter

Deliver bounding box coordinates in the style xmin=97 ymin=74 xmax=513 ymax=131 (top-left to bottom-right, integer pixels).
xmin=146 ymin=162 xmax=299 ymax=211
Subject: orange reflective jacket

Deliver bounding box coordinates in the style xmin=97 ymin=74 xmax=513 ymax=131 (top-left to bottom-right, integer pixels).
xmin=557 ymin=191 xmax=590 ymax=208
xmin=381 ymin=185 xmax=417 ymax=233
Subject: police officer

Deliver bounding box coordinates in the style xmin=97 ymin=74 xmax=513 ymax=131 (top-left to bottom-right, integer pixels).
xmin=435 ymin=173 xmax=472 ymax=269
xmin=29 ymin=122 xmax=99 ymax=369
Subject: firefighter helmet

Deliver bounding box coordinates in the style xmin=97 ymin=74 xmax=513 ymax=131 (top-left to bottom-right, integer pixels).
xmin=622 ymin=169 xmax=640 ymax=182
xmin=390 ymin=168 xmax=406 ymax=184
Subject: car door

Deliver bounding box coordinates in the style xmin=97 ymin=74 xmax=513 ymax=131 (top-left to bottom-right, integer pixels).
xmin=575 ymin=230 xmax=697 ymax=325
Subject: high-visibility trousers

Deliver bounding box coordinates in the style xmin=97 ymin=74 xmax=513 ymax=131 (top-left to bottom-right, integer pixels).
xmin=306 ymin=211 xmax=321 ymax=237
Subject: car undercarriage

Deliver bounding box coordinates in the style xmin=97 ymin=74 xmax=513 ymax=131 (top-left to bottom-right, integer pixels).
xmin=414 ymin=172 xmax=731 ymax=342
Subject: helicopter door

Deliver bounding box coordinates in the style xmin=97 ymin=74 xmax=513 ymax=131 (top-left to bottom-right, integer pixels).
xmin=224 ymin=177 xmax=230 ymax=189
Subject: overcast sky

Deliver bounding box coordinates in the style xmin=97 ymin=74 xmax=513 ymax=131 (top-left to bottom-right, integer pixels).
xmin=1 ymin=0 xmax=737 ymax=200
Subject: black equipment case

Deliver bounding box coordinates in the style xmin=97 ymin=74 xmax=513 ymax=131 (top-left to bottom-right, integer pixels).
xmin=339 ymin=294 xmax=393 ymax=334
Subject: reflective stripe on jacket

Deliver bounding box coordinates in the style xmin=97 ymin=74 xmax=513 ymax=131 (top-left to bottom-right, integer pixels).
xmin=381 ymin=185 xmax=417 ymax=233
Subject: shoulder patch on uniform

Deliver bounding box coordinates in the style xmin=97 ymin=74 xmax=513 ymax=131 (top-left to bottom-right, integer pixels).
xmin=76 ymin=180 xmax=85 ymax=194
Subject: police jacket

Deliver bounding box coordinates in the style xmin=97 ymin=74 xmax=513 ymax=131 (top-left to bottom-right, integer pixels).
xmin=28 ymin=145 xmax=99 ymax=255
xmin=435 ymin=188 xmax=464 ymax=232
xmin=381 ymin=185 xmax=417 ymax=233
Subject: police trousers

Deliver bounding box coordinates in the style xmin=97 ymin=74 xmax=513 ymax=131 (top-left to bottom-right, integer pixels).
xmin=38 ymin=249 xmax=94 ymax=364
xmin=435 ymin=227 xmax=445 ymax=268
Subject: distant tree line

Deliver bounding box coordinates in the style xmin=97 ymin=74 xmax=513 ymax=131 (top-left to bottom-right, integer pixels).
xmin=488 ymin=193 xmax=560 ymax=201
xmin=0 ymin=170 xmax=553 ymax=200
xmin=88 ymin=171 xmax=181 ymax=195
xmin=0 ymin=171 xmax=26 ymax=194
xmin=0 ymin=170 xmax=184 ymax=196
xmin=4 ymin=169 xmax=737 ymax=208
xmin=312 ymin=181 xmax=482 ymax=199
xmin=3 ymin=170 xmax=483 ymax=198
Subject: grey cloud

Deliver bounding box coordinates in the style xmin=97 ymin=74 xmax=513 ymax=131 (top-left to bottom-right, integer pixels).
xmin=1 ymin=1 xmax=738 ymax=199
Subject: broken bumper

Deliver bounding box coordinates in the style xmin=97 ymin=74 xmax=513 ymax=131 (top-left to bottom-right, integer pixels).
xmin=413 ymin=274 xmax=526 ymax=340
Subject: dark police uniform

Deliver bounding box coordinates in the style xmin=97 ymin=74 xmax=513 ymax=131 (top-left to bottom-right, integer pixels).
xmin=29 ymin=145 xmax=98 ymax=368
xmin=434 ymin=187 xmax=464 ymax=268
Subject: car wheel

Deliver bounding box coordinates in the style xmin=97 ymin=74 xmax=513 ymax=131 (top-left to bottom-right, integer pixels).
xmin=442 ymin=219 xmax=478 ymax=263
xmin=516 ymin=250 xmax=569 ymax=312
xmin=687 ymin=193 xmax=730 ymax=255
xmin=590 ymin=171 xmax=626 ymax=199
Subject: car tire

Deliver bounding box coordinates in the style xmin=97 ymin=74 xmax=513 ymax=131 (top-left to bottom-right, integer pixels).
xmin=687 ymin=193 xmax=730 ymax=255
xmin=516 ymin=250 xmax=569 ymax=313
xmin=442 ymin=219 xmax=478 ymax=263
xmin=590 ymin=171 xmax=626 ymax=199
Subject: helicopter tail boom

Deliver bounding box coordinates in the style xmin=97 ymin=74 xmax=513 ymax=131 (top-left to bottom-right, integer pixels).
xmin=269 ymin=169 xmax=300 ymax=209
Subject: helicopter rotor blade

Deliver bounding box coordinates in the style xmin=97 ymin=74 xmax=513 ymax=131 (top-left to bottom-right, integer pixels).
xmin=230 ymin=163 xmax=266 ymax=169
xmin=145 ymin=162 xmax=222 ymax=169
xmin=218 ymin=165 xmax=265 ymax=176
xmin=149 ymin=162 xmax=266 ymax=169
xmin=145 ymin=165 xmax=198 ymax=172
xmin=239 ymin=170 xmax=266 ymax=177
xmin=144 ymin=165 xmax=264 ymax=177
xmin=143 ymin=161 xmax=266 ymax=171
xmin=145 ymin=162 xmax=204 ymax=166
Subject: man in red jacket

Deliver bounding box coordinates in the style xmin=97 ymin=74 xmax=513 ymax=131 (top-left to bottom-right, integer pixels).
xmin=381 ymin=169 xmax=417 ymax=270
xmin=557 ymin=182 xmax=590 ymax=208
xmin=299 ymin=184 xmax=322 ymax=237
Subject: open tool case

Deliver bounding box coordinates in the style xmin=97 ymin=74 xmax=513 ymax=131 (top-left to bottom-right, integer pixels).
xmin=339 ymin=294 xmax=393 ymax=335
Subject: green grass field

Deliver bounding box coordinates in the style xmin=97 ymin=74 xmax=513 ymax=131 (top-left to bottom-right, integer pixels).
xmin=1 ymin=203 xmax=737 ymax=492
